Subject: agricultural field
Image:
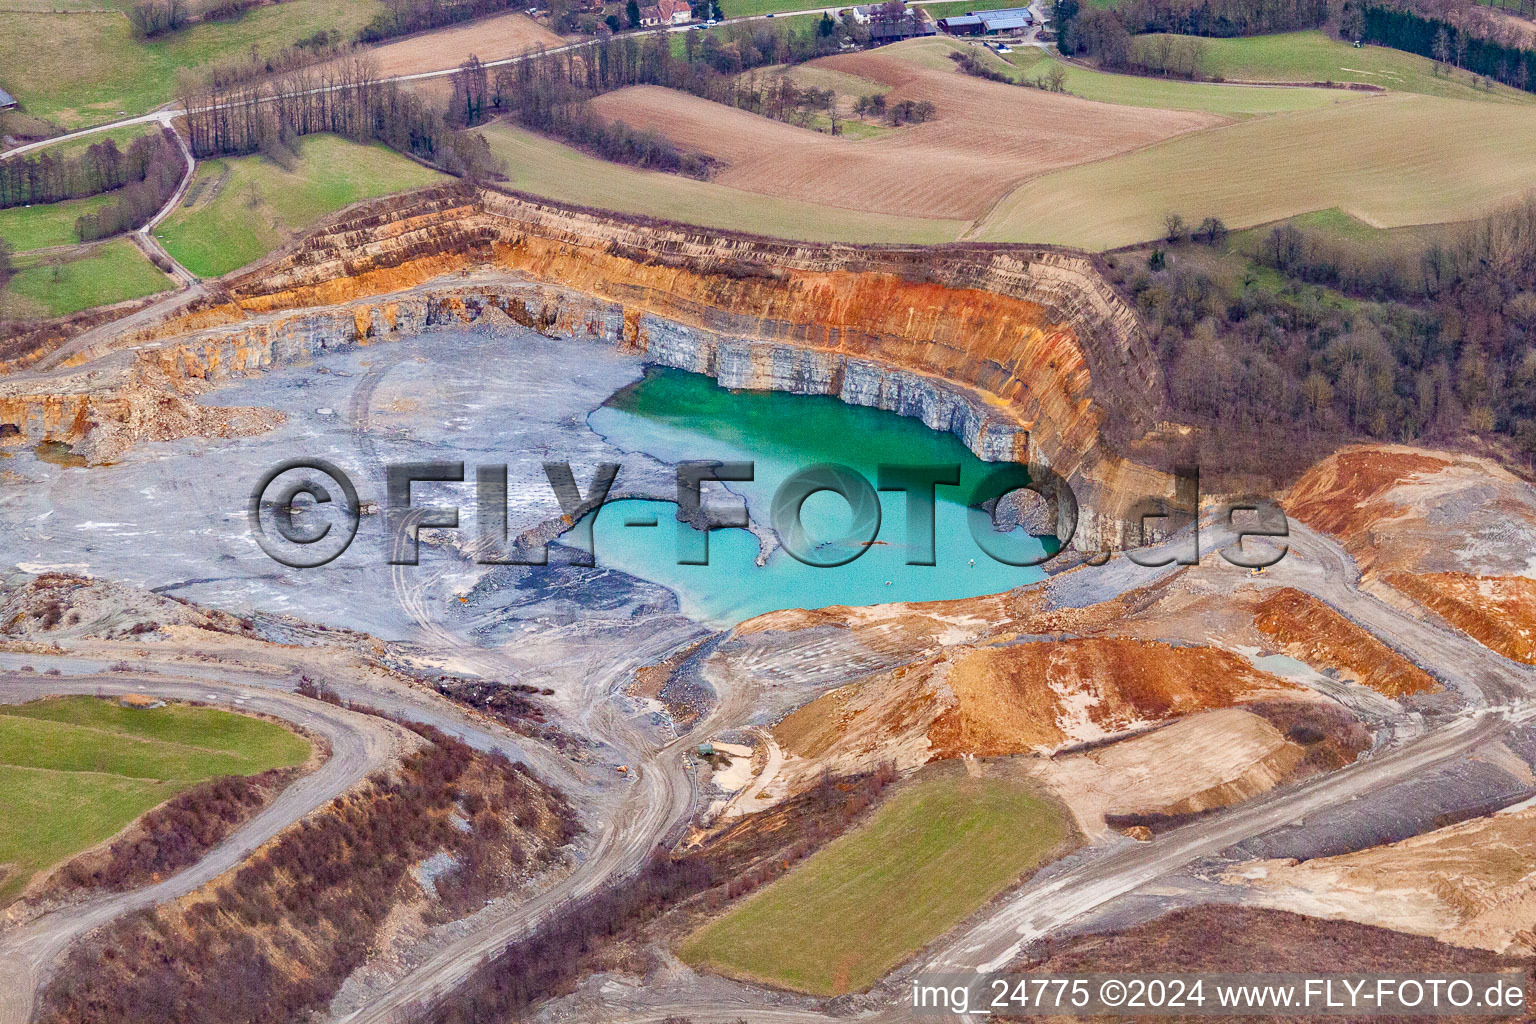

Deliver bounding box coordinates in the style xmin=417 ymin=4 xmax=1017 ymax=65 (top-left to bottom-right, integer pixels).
xmin=0 ymin=695 xmax=311 ymax=902
xmin=1152 ymin=29 xmax=1534 ymax=102
xmin=364 ymin=12 xmax=564 ymax=77
xmin=479 ymin=121 xmax=967 ymax=242
xmin=994 ymin=44 xmax=1359 ymax=114
xmin=678 ymin=774 xmax=1073 ymax=995
xmin=158 ymin=134 xmax=444 ymax=278
xmin=0 ymin=192 xmax=118 ymax=253
xmin=973 ymin=91 xmax=1536 ymax=248
xmin=3 ymin=239 xmax=172 ymax=318
xmin=586 ymin=50 xmax=1216 ymax=219
xmin=0 ymin=0 xmax=383 ymax=130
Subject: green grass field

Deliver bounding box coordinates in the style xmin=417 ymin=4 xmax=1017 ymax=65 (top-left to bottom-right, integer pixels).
xmin=678 ymin=775 xmax=1073 ymax=995
xmin=0 ymin=192 xmax=119 ymax=252
xmin=669 ymin=11 xmax=824 ymax=57
xmin=480 ymin=121 xmax=967 ymax=243
xmin=3 ymin=239 xmax=173 ymax=318
xmin=1229 ymin=206 xmax=1446 ymax=251
xmin=158 ymin=134 xmax=444 ymax=277
xmin=29 ymin=122 xmax=161 ymax=163
xmin=990 ymin=44 xmax=1356 ymax=114
xmin=974 ymin=92 xmax=1536 ymax=248
xmin=1152 ymin=30 xmax=1532 ymax=102
xmin=718 ymin=0 xmax=830 ymax=16
xmin=0 ymin=696 xmax=310 ymax=902
xmin=0 ymin=0 xmax=383 ymax=129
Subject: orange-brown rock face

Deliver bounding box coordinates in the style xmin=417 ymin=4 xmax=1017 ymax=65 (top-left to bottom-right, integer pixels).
xmin=1283 ymin=443 xmax=1536 ymax=665
xmin=0 ymin=364 xmax=281 ymax=463
xmin=70 ymin=185 xmax=1175 ymax=550
xmin=1253 ymin=588 xmax=1439 ymax=697
xmin=1386 ymin=573 xmax=1536 ymax=665
xmin=927 ymin=637 xmax=1299 ymax=756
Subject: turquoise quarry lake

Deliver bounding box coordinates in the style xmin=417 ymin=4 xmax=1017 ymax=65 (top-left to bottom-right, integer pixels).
xmin=584 ymin=368 xmax=1052 ymax=625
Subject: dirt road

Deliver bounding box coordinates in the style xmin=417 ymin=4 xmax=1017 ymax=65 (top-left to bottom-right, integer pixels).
xmin=3 ymin=509 xmax=1533 ymax=1024
xmin=0 ymin=672 xmax=415 ymax=1024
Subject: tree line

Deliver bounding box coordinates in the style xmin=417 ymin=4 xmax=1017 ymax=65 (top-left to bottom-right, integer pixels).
xmin=359 ymin=0 xmax=539 ymax=44
xmin=1 ymin=131 xmax=178 ymax=210
xmin=52 ymin=768 xmax=297 ymax=894
xmin=1361 ymin=4 xmax=1536 ymax=92
xmin=469 ymin=18 xmax=867 ymax=172
xmin=1111 ymin=196 xmax=1536 ymax=481
xmin=178 ymin=56 xmax=502 ymax=178
xmin=1055 ymin=0 xmax=1327 ymax=59
xmin=74 ymin=130 xmax=188 ymax=243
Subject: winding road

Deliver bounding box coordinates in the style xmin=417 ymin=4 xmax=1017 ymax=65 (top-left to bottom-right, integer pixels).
xmin=0 ymin=672 xmax=413 ymax=1024
xmin=1 ymin=510 xmax=1533 ymax=1024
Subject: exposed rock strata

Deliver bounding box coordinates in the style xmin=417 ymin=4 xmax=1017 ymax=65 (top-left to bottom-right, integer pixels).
xmin=2 ymin=185 xmax=1181 ymax=550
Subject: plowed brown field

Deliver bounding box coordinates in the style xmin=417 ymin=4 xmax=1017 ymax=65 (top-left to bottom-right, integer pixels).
xmin=585 ymin=49 xmax=1217 ymax=218
xmin=366 ymin=13 xmax=564 ymax=78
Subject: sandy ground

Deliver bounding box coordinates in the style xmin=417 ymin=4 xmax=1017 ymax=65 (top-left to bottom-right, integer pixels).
xmin=1229 ymin=798 xmax=1536 ymax=954
xmin=364 ymin=13 xmax=564 ymax=78
xmin=587 ymin=46 xmax=1216 ymax=219
xmin=1284 ymin=444 xmax=1536 ymax=578
xmin=1284 ymin=444 xmax=1536 ymax=665
xmin=1035 ymin=708 xmax=1304 ymax=837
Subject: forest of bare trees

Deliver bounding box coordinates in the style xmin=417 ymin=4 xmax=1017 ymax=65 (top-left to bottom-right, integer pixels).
xmin=0 ymin=129 xmax=187 ymax=243
xmin=1 ymin=131 xmax=179 ymax=210
xmin=178 ymin=57 xmax=502 ymax=177
xmin=1111 ymin=198 xmax=1536 ymax=478
xmin=74 ymin=131 xmax=188 ymax=242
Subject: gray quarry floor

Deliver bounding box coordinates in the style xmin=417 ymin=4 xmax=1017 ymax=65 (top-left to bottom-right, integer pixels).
xmin=0 ymin=325 xmax=687 ymax=644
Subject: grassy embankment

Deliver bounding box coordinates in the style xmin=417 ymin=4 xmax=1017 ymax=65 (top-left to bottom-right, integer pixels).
xmin=929 ymin=37 xmax=1349 ymax=114
xmin=3 ymin=240 xmax=173 ymax=318
xmin=0 ymin=695 xmax=311 ymax=902
xmin=678 ymin=774 xmax=1073 ymax=995
xmin=1165 ymin=29 xmax=1533 ymax=102
xmin=0 ymin=0 xmax=383 ymax=130
xmin=158 ymin=133 xmax=445 ymax=277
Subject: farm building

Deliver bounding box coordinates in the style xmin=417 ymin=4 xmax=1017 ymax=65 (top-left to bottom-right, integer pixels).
xmin=639 ymin=0 xmax=692 ymax=25
xmin=0 ymin=87 xmax=17 ymax=111
xmin=938 ymin=6 xmax=1032 ymax=34
xmin=868 ymin=4 xmax=935 ymax=42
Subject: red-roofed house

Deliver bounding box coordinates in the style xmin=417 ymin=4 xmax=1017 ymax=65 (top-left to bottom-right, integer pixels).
xmin=640 ymin=0 xmax=692 ymax=25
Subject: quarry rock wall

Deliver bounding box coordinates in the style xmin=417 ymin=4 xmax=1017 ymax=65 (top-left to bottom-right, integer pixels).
xmin=0 ymin=185 xmax=1182 ymax=550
